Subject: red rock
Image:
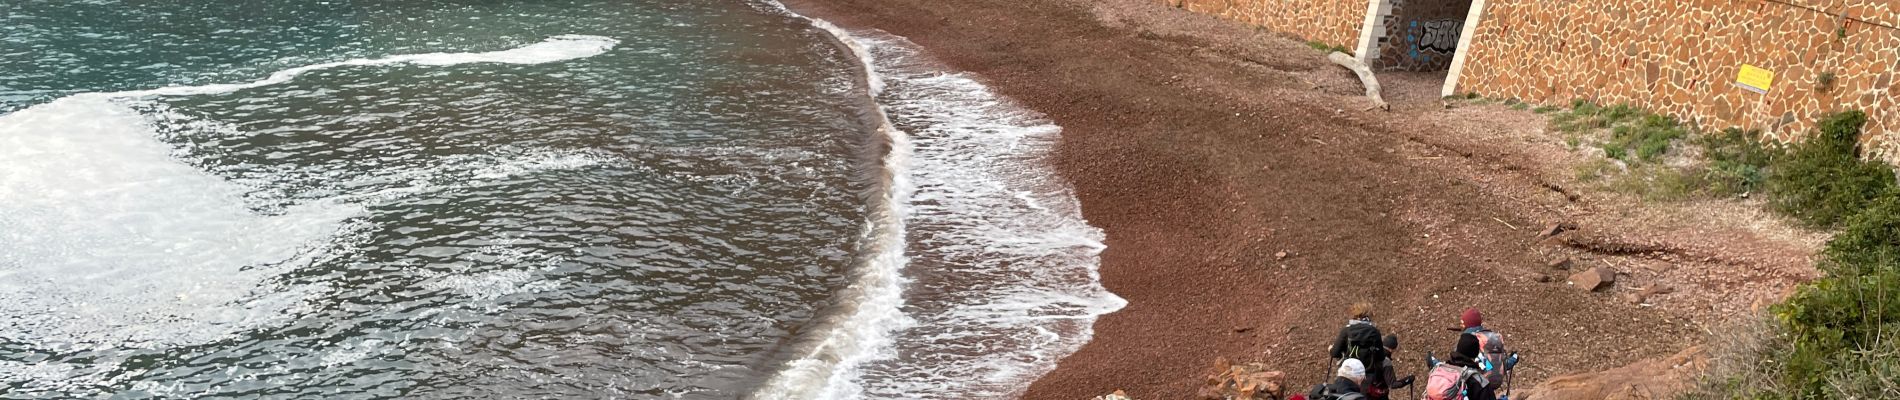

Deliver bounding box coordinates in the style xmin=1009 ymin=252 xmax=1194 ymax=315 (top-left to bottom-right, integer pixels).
xmin=1568 ymin=267 xmax=1615 ymax=291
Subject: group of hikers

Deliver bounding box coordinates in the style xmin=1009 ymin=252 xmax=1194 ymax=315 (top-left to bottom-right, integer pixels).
xmin=1297 ymin=303 xmax=1519 ymax=400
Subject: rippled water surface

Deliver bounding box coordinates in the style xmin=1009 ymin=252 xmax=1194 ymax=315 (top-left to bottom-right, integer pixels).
xmin=1 ymin=1 xmax=1124 ymax=399
xmin=3 ymin=1 xmax=870 ymax=398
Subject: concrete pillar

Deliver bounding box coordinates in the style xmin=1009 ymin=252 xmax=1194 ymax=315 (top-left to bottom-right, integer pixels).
xmin=1441 ymin=0 xmax=1488 ymax=97
xmin=1353 ymin=0 xmax=1394 ymax=66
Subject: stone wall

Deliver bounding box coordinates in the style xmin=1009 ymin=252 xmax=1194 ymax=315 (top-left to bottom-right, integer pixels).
xmin=1164 ymin=0 xmax=1367 ymax=51
xmin=1376 ymin=0 xmax=1475 ymax=71
xmin=1454 ymin=0 xmax=1900 ymax=154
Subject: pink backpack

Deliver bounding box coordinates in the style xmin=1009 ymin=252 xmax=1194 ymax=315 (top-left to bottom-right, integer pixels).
xmin=1423 ymin=363 xmax=1480 ymax=400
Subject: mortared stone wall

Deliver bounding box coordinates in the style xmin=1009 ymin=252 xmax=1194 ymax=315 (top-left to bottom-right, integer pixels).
xmin=1455 ymin=0 xmax=1900 ymax=155
xmin=1164 ymin=0 xmax=1369 ymax=52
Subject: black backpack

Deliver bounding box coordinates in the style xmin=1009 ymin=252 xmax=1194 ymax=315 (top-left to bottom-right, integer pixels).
xmin=1340 ymin=323 xmax=1387 ymax=375
xmin=1310 ymin=383 xmax=1369 ymax=400
xmin=1324 ymin=388 xmax=1368 ymax=400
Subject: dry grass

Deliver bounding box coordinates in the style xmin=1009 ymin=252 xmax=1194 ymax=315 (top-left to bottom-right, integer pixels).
xmin=1678 ymin=316 xmax=1794 ymax=399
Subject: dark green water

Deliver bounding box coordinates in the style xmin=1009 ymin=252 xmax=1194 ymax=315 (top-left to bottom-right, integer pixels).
xmin=0 ymin=1 xmax=1122 ymax=399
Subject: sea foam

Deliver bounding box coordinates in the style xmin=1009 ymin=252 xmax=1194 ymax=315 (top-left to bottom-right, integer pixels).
xmin=0 ymin=35 xmax=619 ymax=352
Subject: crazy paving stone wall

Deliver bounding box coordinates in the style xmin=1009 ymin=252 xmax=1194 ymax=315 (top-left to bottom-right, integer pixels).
xmin=1377 ymin=0 xmax=1476 ymax=71
xmin=1163 ymin=0 xmax=1367 ymax=52
xmin=1456 ymin=0 xmax=1900 ymax=156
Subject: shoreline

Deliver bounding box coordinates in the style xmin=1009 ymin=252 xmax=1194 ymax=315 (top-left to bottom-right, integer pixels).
xmin=771 ymin=0 xmax=1781 ymax=398
xmin=758 ymin=2 xmax=1129 ymax=397
xmin=747 ymin=5 xmax=916 ymax=397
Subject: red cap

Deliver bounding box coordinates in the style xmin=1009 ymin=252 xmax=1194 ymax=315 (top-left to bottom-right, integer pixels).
xmin=1461 ymin=308 xmax=1483 ymax=328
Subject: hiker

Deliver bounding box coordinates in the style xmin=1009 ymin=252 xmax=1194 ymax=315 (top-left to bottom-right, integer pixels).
xmin=1459 ymin=308 xmax=1508 ymax=399
xmin=1306 ymin=358 xmax=1369 ymax=400
xmin=1328 ymin=302 xmax=1394 ymax=399
xmin=1423 ymin=333 xmax=1496 ymax=400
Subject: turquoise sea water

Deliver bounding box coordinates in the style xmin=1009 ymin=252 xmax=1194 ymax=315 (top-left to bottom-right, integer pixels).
xmin=0 ymin=1 xmax=1122 ymax=398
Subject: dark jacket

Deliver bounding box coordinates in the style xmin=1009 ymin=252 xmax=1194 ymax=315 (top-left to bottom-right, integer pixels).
xmin=1442 ymin=356 xmax=1497 ymax=400
xmin=1307 ymin=376 xmax=1366 ymax=400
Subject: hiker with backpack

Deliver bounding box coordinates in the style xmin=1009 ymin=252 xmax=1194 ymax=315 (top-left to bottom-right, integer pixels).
xmin=1327 ymin=303 xmax=1395 ymax=400
xmin=1305 ymin=358 xmax=1369 ymax=400
xmin=1458 ymin=308 xmax=1511 ymax=399
xmin=1422 ymin=333 xmax=1496 ymax=400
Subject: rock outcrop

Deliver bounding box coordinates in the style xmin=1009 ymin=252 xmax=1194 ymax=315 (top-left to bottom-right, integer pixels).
xmin=1196 ymin=357 xmax=1288 ymax=400
xmin=1518 ymin=346 xmax=1707 ymax=400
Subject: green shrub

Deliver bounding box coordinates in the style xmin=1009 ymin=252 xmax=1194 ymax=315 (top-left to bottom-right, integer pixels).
xmin=1766 ymin=111 xmax=1896 ymax=227
xmin=1699 ymin=128 xmax=1780 ymax=196
xmin=1604 ymin=102 xmax=1640 ymax=123
xmin=1594 ymin=112 xmax=1685 ymax=163
xmin=1777 ymin=195 xmax=1900 ymax=397
xmin=1551 ymin=105 xmax=1611 ymax=134
xmin=1601 ymin=143 xmax=1628 ymax=160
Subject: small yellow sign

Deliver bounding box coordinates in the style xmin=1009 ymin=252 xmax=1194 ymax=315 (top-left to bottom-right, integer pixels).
xmin=1736 ymin=64 xmax=1775 ymax=94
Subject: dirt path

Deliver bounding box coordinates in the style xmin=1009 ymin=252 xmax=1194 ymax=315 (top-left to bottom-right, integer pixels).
xmin=781 ymin=0 xmax=1823 ymax=398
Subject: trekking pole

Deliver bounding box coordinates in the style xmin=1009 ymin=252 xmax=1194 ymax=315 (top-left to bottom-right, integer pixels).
xmin=1407 ymin=370 xmax=1416 ymax=400
xmin=1503 ymin=352 xmax=1521 ymax=400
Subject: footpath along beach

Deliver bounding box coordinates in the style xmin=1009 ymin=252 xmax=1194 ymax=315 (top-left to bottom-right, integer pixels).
xmin=782 ymin=0 xmax=1827 ymax=398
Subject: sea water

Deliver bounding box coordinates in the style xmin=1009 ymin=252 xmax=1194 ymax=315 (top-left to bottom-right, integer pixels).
xmin=0 ymin=1 xmax=1121 ymax=398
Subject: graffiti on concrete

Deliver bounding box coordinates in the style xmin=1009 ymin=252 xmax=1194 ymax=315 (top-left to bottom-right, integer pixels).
xmin=1416 ymin=20 xmax=1463 ymax=53
xmin=1403 ymin=19 xmax=1463 ymax=64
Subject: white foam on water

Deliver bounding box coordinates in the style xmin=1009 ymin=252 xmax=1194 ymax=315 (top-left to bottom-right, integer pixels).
xmin=0 ymin=95 xmax=362 ymax=349
xmin=0 ymin=35 xmax=620 ymax=353
xmin=749 ymin=14 xmax=918 ymax=400
xmin=326 ymin=148 xmax=622 ymax=204
xmin=101 ymin=35 xmax=619 ymax=99
xmin=753 ymin=5 xmax=1124 ymax=399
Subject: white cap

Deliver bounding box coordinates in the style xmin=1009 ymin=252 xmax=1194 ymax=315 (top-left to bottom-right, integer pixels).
xmin=1337 ymin=359 xmax=1366 ymax=380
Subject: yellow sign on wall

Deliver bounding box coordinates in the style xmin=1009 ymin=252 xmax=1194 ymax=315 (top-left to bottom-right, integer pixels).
xmin=1736 ymin=64 xmax=1775 ymax=94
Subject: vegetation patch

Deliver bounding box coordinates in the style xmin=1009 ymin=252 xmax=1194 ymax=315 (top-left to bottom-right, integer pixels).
xmin=1673 ymin=111 xmax=1900 ymax=399
xmin=1765 ymin=111 xmax=1895 ymax=227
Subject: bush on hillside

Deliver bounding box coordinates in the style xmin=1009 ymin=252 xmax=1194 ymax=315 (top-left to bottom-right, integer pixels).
xmin=1765 ymin=111 xmax=1896 ymax=227
xmin=1698 ymin=128 xmax=1780 ymax=196
xmin=1777 ymin=194 xmax=1900 ymax=397
xmin=1685 ymin=110 xmax=1900 ymax=399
